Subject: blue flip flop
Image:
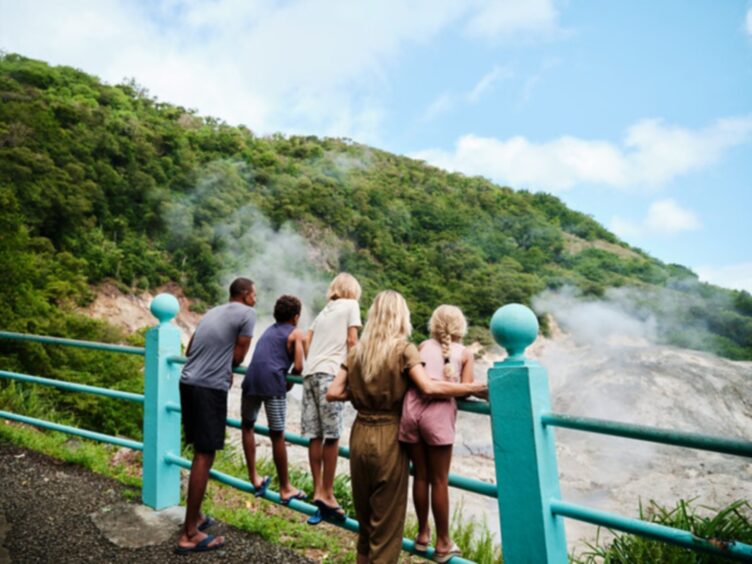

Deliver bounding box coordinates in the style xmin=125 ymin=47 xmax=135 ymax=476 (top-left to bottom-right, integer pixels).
xmin=281 ymin=490 xmax=308 ymax=506
xmin=307 ymin=509 xmax=323 ymax=525
xmin=254 ymin=476 xmax=272 ymax=498
xmin=315 ymin=499 xmax=347 ymax=523
xmin=174 ymin=534 xmax=225 ymax=554
xmin=198 ymin=515 xmax=217 ymax=532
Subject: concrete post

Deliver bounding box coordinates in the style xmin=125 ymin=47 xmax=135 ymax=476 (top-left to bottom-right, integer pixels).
xmin=142 ymin=293 xmax=182 ymax=509
xmin=488 ymin=304 xmax=567 ymax=563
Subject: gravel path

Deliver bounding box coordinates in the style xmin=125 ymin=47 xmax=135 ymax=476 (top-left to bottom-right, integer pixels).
xmin=0 ymin=440 xmax=312 ymax=563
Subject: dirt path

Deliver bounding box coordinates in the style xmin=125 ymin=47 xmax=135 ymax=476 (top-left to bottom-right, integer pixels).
xmin=0 ymin=440 xmax=312 ymax=564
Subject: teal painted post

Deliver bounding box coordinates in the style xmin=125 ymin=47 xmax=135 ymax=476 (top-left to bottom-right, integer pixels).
xmin=488 ymin=304 xmax=567 ymax=564
xmin=142 ymin=293 xmax=182 ymax=509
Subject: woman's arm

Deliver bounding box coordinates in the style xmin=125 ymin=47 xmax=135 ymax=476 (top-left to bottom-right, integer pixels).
xmin=408 ymin=363 xmax=486 ymax=399
xmin=460 ymin=348 xmax=474 ymax=384
xmin=303 ymin=330 xmax=314 ymax=357
xmin=326 ymin=367 xmax=349 ymax=402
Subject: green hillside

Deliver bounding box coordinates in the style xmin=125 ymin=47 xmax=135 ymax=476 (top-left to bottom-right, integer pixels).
xmin=2 ymin=52 xmax=752 ymax=373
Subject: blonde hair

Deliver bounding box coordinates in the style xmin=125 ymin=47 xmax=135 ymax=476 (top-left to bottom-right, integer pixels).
xmin=327 ymin=272 xmax=362 ymax=301
xmin=355 ymin=291 xmax=412 ymax=383
xmin=428 ymin=305 xmax=467 ymax=381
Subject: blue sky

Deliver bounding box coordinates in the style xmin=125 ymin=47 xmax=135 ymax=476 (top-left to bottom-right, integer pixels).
xmin=2 ymin=0 xmax=751 ymax=291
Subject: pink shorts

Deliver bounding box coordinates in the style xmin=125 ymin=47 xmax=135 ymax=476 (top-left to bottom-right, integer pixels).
xmin=399 ymin=388 xmax=457 ymax=446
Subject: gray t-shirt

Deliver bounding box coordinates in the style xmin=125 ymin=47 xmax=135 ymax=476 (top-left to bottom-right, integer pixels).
xmin=180 ymin=302 xmax=256 ymax=392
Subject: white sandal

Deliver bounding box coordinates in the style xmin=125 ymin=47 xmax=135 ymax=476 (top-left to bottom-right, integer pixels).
xmin=414 ymin=537 xmax=430 ymax=552
xmin=432 ymin=542 xmax=461 ymax=563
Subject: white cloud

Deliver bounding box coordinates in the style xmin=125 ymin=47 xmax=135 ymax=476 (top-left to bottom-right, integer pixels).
xmin=695 ymin=262 xmax=752 ymax=293
xmin=519 ymin=58 xmax=559 ymax=104
xmin=746 ymin=8 xmax=752 ymax=36
xmin=467 ymin=65 xmax=513 ymax=102
xmin=0 ymin=0 xmax=561 ymax=142
xmin=422 ymin=93 xmax=457 ymax=122
xmin=644 ymin=199 xmax=700 ymax=233
xmin=412 ymin=116 xmax=752 ymax=191
xmin=464 ymin=0 xmax=559 ymax=39
xmin=422 ymin=64 xmax=512 ymax=122
xmin=610 ymin=199 xmax=700 ymax=238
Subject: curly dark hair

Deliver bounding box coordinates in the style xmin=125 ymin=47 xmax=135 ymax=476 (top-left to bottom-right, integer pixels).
xmin=274 ymin=295 xmax=301 ymax=323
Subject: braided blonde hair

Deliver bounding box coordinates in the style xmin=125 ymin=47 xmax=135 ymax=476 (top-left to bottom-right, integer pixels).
xmin=428 ymin=305 xmax=467 ymax=381
xmin=355 ymin=291 xmax=413 ymax=383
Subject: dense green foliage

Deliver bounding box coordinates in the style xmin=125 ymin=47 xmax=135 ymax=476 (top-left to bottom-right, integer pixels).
xmin=575 ymin=499 xmax=752 ymax=563
xmin=1 ymin=51 xmax=751 ymax=426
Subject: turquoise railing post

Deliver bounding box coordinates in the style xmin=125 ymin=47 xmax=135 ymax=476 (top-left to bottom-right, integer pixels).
xmin=142 ymin=293 xmax=182 ymax=509
xmin=488 ymin=304 xmax=567 ymax=564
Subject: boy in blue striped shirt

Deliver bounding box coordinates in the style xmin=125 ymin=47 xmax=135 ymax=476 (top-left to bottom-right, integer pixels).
xmin=241 ymin=295 xmax=307 ymax=504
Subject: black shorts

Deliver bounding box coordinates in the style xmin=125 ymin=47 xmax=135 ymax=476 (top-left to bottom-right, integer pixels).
xmin=179 ymin=382 xmax=228 ymax=453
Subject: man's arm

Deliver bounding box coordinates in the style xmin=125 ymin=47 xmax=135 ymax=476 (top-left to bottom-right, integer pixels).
xmin=233 ymin=336 xmax=251 ymax=367
xmin=185 ymin=335 xmax=194 ymax=357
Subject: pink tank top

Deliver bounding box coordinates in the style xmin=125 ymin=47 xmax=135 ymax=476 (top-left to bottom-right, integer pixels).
xmin=420 ymin=339 xmax=464 ymax=383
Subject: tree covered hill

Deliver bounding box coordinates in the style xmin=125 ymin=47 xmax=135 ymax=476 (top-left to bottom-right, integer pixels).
xmin=2 ymin=53 xmax=752 ymax=360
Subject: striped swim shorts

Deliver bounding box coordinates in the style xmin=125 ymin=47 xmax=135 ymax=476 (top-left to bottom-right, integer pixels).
xmin=241 ymin=395 xmax=287 ymax=432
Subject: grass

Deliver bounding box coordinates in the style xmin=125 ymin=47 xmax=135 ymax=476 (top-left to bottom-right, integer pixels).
xmin=0 ymin=420 xmax=506 ymax=562
xmin=0 ymin=419 xmax=142 ymax=490
xmin=403 ymin=502 xmax=503 ymax=564
xmin=572 ymin=499 xmax=752 ymax=564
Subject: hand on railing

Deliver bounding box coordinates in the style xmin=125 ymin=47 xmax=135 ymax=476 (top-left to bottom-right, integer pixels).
xmin=470 ymin=382 xmax=488 ymax=400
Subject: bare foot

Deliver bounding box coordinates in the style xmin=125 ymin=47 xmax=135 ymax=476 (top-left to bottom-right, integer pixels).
xmin=415 ymin=529 xmax=431 ymax=547
xmin=280 ymin=485 xmax=307 ymax=503
xmin=176 ymin=531 xmax=225 ymax=553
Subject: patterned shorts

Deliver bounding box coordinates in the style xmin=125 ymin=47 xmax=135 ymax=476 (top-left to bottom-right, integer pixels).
xmin=241 ymin=395 xmax=287 ymax=432
xmin=301 ymin=372 xmax=344 ymax=439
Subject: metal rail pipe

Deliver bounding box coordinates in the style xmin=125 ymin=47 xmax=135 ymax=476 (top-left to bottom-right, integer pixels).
xmin=0 ymin=370 xmax=145 ymax=403
xmin=163 ymin=452 xmax=475 ymax=563
xmin=0 ymin=331 xmax=146 ymax=356
xmin=164 ymin=402 xmax=498 ymax=499
xmin=550 ymin=499 xmax=752 ymax=561
xmin=541 ymin=412 xmax=752 ymax=458
xmin=0 ymin=410 xmax=143 ymax=451
xmin=168 ymin=356 xmax=491 ymax=415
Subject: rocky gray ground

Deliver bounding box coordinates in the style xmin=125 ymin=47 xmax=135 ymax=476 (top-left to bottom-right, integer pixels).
xmin=0 ymin=440 xmax=312 ymax=564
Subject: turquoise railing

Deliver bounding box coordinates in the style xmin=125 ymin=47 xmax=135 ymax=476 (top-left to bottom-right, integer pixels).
xmin=486 ymin=304 xmax=752 ymax=563
xmin=2 ymin=295 xmax=751 ymax=563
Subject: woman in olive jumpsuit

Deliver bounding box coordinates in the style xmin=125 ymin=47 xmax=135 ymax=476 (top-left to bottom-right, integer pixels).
xmin=327 ymin=291 xmax=487 ymax=563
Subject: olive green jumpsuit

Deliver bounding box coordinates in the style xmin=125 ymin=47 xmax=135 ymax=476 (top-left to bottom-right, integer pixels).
xmin=343 ymin=342 xmax=422 ymax=563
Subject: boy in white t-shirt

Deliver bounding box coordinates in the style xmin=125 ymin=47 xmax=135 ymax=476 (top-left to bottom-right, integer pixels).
xmin=302 ymin=273 xmax=362 ymax=523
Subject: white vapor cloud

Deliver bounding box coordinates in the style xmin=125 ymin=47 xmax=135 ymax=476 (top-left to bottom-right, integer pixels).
xmin=0 ymin=0 xmax=561 ymax=142
xmin=746 ymin=8 xmax=752 ymax=36
xmin=611 ymin=199 xmax=701 ymax=238
xmin=412 ymin=116 xmax=752 ymax=191
xmin=696 ymin=262 xmax=752 ymax=293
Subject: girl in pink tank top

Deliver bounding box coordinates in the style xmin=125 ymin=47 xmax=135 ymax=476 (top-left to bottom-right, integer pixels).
xmin=399 ymin=305 xmax=474 ymax=561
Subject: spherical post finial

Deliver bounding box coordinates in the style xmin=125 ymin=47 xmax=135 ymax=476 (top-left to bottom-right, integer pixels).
xmin=490 ymin=303 xmax=539 ymax=362
xmin=150 ymin=293 xmax=180 ymax=325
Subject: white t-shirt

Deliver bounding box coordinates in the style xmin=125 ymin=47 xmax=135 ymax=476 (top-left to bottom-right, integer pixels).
xmin=304 ymin=298 xmax=362 ymax=376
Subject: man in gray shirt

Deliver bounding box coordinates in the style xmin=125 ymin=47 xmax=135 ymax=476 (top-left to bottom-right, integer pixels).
xmin=176 ymin=278 xmax=256 ymax=554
